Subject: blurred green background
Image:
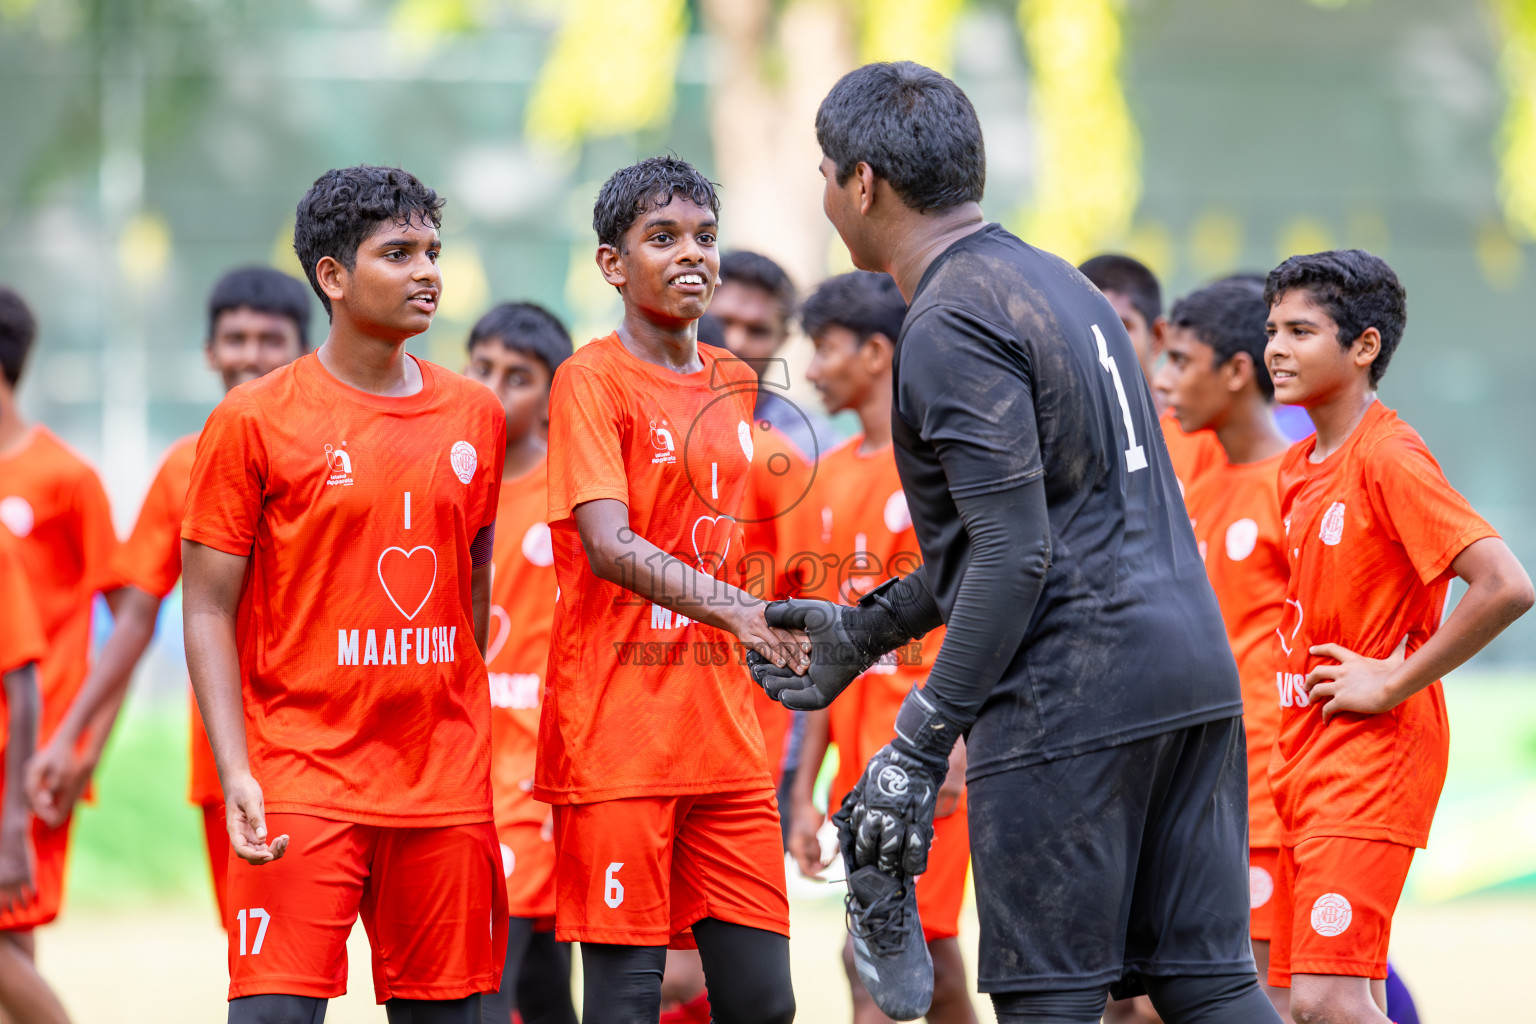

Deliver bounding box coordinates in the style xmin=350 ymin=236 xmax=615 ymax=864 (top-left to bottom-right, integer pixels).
xmin=2 ymin=0 xmax=1535 ymax=920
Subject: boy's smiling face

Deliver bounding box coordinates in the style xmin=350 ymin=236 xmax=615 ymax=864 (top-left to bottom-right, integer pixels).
xmin=598 ymin=199 xmax=719 ymax=331
xmin=1266 ymin=288 xmax=1380 ymax=408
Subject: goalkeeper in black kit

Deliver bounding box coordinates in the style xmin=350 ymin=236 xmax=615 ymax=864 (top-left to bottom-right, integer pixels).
xmin=752 ymin=62 xmax=1281 ymax=1024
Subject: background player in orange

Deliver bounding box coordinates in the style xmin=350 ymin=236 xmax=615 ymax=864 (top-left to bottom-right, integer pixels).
xmin=26 ymin=267 xmax=311 ymax=927
xmin=182 ymin=165 xmax=509 ymax=1024
xmin=1154 ymin=276 xmax=1291 ymax=1014
xmin=538 ymin=156 xmax=805 ymax=1024
xmin=705 ymin=251 xmax=822 ymax=835
xmin=782 ymin=271 xmax=976 ymax=1024
xmin=461 ymin=300 xmax=577 ymax=1024
xmin=1263 ymin=250 xmax=1532 ymax=1024
xmin=0 ymin=528 xmax=64 ymax=1023
xmin=1080 ymin=254 xmax=1223 ymax=492
xmin=0 ymin=284 xmax=125 ymax=1002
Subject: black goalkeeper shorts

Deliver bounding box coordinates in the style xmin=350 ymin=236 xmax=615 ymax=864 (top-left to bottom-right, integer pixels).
xmin=968 ymin=715 xmax=1256 ymax=997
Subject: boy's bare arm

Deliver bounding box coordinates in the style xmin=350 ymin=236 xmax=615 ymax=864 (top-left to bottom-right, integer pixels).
xmin=183 ymin=539 xmax=289 ymax=865
xmin=27 ymin=585 xmax=160 ymax=826
xmin=472 ymin=562 xmax=492 ymax=656
xmin=789 ymin=708 xmax=831 ymax=878
xmin=573 ymin=498 xmax=807 ymax=671
xmin=0 ymin=663 xmax=39 ymax=913
xmin=1305 ymin=536 xmax=1534 ymax=720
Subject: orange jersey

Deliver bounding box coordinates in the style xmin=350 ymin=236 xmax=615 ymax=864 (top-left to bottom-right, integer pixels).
xmin=182 ymin=353 xmax=505 ymax=826
xmin=0 ymin=426 xmax=121 ymax=740
xmin=0 ymin=530 xmax=47 ymax=757
xmin=0 ymin=529 xmax=45 ymax=677
xmin=780 ymin=436 xmax=943 ymax=808
xmin=1271 ymin=401 xmax=1496 ymax=848
xmin=114 ymin=434 xmax=197 ymax=598
xmin=487 ymin=458 xmax=558 ymax=830
xmin=1160 ymin=409 xmax=1223 ymax=496
xmin=738 ymin=422 xmax=813 ymax=601
xmin=1185 ymin=454 xmax=1286 ymax=849
xmin=737 ymin=422 xmax=813 ymax=779
xmin=537 ymin=334 xmax=770 ymax=805
xmin=112 ymin=433 xmax=222 ymax=806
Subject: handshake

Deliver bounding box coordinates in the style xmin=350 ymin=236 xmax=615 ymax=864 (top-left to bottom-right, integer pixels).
xmin=745 ymin=582 xmax=918 ymax=710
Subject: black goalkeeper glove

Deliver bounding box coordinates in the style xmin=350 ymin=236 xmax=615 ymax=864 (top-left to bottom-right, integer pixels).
xmin=833 ymin=685 xmax=969 ymax=878
xmin=745 ymin=582 xmax=914 ymax=710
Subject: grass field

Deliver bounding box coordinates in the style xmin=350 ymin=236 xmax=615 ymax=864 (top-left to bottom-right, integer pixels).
xmin=34 ymin=670 xmax=1536 ymax=1021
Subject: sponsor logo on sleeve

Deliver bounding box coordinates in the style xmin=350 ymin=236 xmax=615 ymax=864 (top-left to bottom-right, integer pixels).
xmin=1310 ymin=893 xmax=1352 ymax=936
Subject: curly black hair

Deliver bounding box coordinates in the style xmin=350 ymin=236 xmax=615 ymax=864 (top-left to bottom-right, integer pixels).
xmin=466 ymin=301 xmax=573 ymax=379
xmin=816 ymin=61 xmax=985 ymax=213
xmin=1264 ymin=250 xmax=1406 ymax=388
xmin=293 ymin=166 xmax=444 ymax=317
xmin=1169 ymin=277 xmax=1273 ymax=399
xmin=800 ymin=271 xmax=906 ymax=347
xmin=592 ymin=156 xmax=719 ymax=250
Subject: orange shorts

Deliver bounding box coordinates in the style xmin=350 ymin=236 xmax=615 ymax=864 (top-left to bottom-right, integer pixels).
xmin=1268 ymin=836 xmax=1414 ymax=987
xmin=552 ymin=789 xmax=789 ymax=948
xmin=0 ymin=813 xmax=72 ymax=932
xmin=203 ymin=801 xmax=231 ymax=926
xmin=916 ymin=800 xmax=970 ymax=942
xmin=499 ymin=819 xmax=556 ymax=922
xmin=1249 ymin=846 xmax=1279 ymax=943
xmin=224 ymin=813 xmax=508 ymax=1002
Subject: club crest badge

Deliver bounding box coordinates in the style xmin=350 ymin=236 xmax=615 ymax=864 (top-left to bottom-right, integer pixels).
xmin=450 ymin=441 xmax=477 ymax=484
xmin=1319 ymin=502 xmax=1346 ymax=546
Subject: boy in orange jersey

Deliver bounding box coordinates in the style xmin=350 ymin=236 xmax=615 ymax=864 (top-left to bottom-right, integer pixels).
xmin=783 ymin=271 xmax=976 ymax=1024
xmin=1263 ymin=250 xmax=1532 ymax=1023
xmin=461 ymin=301 xmax=577 ymax=1024
xmin=0 ymin=285 xmax=125 ymax=1010
xmin=538 ymin=156 xmax=806 ymax=1024
xmin=27 ymin=267 xmax=311 ymax=926
xmin=182 ymin=166 xmax=509 ymax=1024
xmin=1154 ymin=276 xmax=1292 ymax=1015
xmin=0 ymin=528 xmax=61 ymax=1023
xmin=1080 ymin=254 xmax=1223 ymax=493
xmin=706 ymin=251 xmax=823 ymax=808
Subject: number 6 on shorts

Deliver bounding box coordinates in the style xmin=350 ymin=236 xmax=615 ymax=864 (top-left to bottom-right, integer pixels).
xmin=604 ymin=863 xmax=625 ymax=908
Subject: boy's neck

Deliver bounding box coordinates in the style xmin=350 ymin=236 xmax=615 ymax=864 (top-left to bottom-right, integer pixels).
xmin=617 ymin=315 xmax=701 ymax=374
xmin=854 ymin=382 xmax=893 ymax=455
xmin=886 ymin=204 xmax=987 ymax=303
xmin=0 ymin=394 xmax=28 ymax=457
xmin=316 ymin=309 xmax=423 ymax=397
xmin=502 ymin=431 xmax=547 ymax=482
xmin=1212 ymin=394 xmax=1289 ymax=466
xmin=1307 ymin=385 xmax=1377 ymax=462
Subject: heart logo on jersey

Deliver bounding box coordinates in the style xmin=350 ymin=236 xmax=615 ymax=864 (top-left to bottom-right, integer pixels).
xmin=690 ymin=513 xmax=734 ymax=573
xmin=486 ymin=604 xmax=511 ymax=665
xmin=377 ymin=546 xmax=438 ymax=621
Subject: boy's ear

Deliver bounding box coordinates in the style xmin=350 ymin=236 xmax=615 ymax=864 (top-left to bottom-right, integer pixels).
xmin=863 ymin=332 xmax=896 ymax=375
xmin=1225 ymin=351 xmax=1256 ymax=394
xmin=1150 ymin=315 xmax=1169 ymax=356
xmin=596 ymin=244 xmax=627 ymax=290
xmin=314 ymin=255 xmax=348 ymax=307
xmin=1351 ymin=326 xmax=1382 ymax=371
